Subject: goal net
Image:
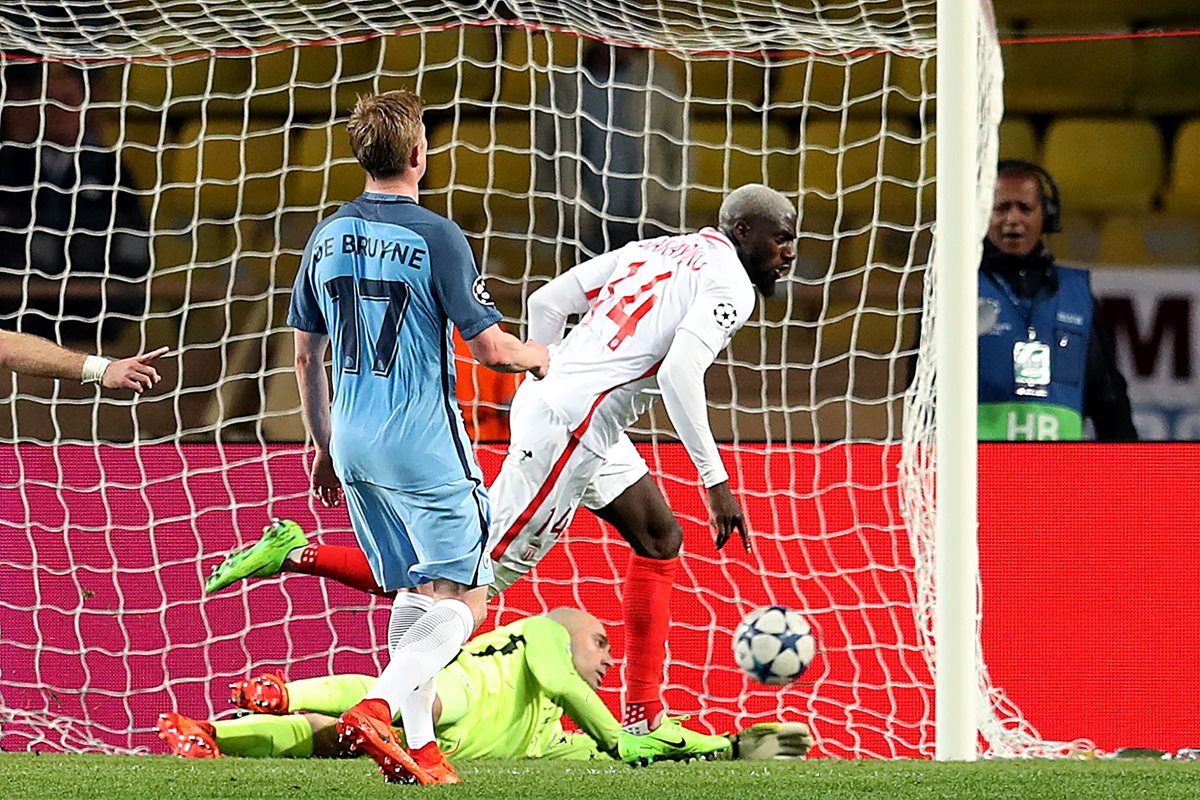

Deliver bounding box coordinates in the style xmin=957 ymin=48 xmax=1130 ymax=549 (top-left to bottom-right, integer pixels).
xmin=0 ymin=0 xmax=1069 ymax=758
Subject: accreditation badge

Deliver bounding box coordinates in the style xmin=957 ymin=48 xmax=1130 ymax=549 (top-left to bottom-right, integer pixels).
xmin=1013 ymin=340 xmax=1051 ymax=397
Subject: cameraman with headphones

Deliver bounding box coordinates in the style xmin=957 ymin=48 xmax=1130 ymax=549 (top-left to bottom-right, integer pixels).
xmin=977 ymin=160 xmax=1137 ymax=441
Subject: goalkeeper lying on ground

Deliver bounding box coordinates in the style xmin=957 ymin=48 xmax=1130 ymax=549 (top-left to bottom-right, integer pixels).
xmin=157 ymin=608 xmax=811 ymax=762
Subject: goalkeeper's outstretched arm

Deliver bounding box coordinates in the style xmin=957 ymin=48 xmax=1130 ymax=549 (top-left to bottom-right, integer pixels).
xmin=523 ymin=616 xmax=622 ymax=757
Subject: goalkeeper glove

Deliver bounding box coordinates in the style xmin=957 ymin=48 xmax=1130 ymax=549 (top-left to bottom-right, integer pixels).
xmin=731 ymin=721 xmax=813 ymax=760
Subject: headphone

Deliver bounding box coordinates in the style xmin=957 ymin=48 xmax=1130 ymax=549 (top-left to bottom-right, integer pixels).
xmin=996 ymin=159 xmax=1061 ymax=234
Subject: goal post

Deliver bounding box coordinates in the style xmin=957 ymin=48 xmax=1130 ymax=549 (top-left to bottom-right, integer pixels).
xmin=934 ymin=0 xmax=984 ymax=762
xmin=0 ymin=0 xmax=1087 ymax=759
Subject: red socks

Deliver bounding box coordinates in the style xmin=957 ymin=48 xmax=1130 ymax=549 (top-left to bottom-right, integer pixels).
xmin=294 ymin=544 xmax=391 ymax=597
xmin=622 ymin=553 xmax=679 ymax=731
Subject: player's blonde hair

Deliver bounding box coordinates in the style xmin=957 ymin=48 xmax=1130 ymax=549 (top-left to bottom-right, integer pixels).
xmin=718 ymin=183 xmax=796 ymax=230
xmin=347 ymin=89 xmax=425 ymax=180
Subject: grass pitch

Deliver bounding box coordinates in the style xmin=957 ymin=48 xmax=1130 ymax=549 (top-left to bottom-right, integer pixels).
xmin=1 ymin=754 xmax=1197 ymax=800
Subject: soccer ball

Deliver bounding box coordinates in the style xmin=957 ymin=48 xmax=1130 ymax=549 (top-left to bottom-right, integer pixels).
xmin=733 ymin=606 xmax=816 ymax=685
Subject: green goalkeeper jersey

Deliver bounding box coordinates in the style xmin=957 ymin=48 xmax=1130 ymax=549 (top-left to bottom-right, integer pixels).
xmin=433 ymin=616 xmax=620 ymax=759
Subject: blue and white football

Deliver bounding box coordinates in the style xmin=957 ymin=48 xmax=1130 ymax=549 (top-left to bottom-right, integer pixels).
xmin=733 ymin=606 xmax=816 ymax=685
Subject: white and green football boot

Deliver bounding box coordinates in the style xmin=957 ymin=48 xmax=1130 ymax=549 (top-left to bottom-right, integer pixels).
xmin=204 ymin=518 xmax=308 ymax=594
xmin=617 ymin=716 xmax=732 ymax=766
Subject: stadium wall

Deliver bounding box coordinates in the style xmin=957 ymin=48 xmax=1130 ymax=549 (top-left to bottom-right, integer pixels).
xmin=1 ymin=443 xmax=1196 ymax=755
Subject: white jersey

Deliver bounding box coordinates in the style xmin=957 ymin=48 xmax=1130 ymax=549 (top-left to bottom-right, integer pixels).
xmin=535 ymin=228 xmax=755 ymax=452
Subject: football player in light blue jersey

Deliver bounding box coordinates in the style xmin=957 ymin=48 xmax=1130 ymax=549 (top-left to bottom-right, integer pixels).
xmin=286 ymin=89 xmax=548 ymax=786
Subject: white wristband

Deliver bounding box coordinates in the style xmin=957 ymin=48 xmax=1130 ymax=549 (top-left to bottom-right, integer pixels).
xmin=82 ymin=355 xmax=112 ymax=384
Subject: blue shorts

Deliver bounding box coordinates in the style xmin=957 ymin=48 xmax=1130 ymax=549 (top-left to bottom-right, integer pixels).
xmin=343 ymin=478 xmax=494 ymax=592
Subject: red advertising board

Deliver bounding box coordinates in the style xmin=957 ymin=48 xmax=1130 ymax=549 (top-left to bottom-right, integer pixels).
xmin=1 ymin=443 xmax=1196 ymax=755
xmin=978 ymin=443 xmax=1200 ymax=753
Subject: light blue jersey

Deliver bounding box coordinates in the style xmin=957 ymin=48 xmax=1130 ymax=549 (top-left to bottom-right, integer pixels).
xmin=289 ymin=192 xmax=502 ymax=589
xmin=289 ymin=192 xmax=501 ymax=492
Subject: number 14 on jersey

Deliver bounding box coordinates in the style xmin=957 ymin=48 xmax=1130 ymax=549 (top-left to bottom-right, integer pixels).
xmin=592 ymin=260 xmax=674 ymax=351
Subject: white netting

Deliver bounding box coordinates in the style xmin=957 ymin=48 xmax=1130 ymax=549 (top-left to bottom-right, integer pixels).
xmin=0 ymin=0 xmax=1075 ymax=759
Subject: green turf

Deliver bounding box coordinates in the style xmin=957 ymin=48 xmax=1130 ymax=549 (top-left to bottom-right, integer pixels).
xmin=2 ymin=754 xmax=1198 ymax=800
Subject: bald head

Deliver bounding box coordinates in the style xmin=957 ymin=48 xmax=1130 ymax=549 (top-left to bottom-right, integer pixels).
xmin=717 ymin=184 xmax=798 ymax=298
xmin=546 ymin=607 xmax=612 ymax=690
xmin=546 ymin=606 xmax=599 ymax=634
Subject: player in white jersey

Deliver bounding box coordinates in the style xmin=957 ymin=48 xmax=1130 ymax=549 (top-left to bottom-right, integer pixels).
xmin=483 ymin=183 xmax=797 ymax=761
xmin=487 ymin=226 xmax=759 ymax=584
xmin=204 ymin=184 xmax=796 ymax=765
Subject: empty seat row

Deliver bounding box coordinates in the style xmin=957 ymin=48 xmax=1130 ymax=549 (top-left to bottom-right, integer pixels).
xmin=110 ymin=29 xmax=931 ymax=119
xmin=110 ymin=109 xmax=1200 ymax=267
xmin=1049 ymin=211 xmax=1200 ymax=266
xmin=103 ymin=27 xmax=1200 ymax=123
xmin=1002 ymin=36 xmax=1200 ymax=116
xmin=119 ymin=32 xmax=495 ymax=117
xmin=999 ymin=116 xmax=1200 ymax=215
xmin=1093 ymin=214 xmax=1200 ymax=265
xmin=114 ymin=114 xmax=934 ymax=227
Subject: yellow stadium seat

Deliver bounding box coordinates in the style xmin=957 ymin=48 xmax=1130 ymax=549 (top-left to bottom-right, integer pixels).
xmin=1096 ymin=214 xmax=1148 ymax=265
xmin=261 ymin=322 xmax=306 ymax=441
xmin=790 ymin=224 xmax=907 ymax=281
xmin=166 ymin=119 xmax=289 ymax=221
xmin=150 ymin=220 xmax=240 ymax=305
xmin=379 ymin=27 xmax=500 ymax=108
xmin=286 ymin=123 xmax=364 ymax=210
xmin=1042 ymin=118 xmax=1164 ymax=215
xmin=474 ymin=228 xmax=568 ymax=281
xmin=688 ymin=118 xmax=797 ymax=190
xmin=1047 ymin=211 xmax=1099 ymax=263
xmin=998 ymin=117 xmax=1038 ymax=162
xmin=661 ymin=52 xmax=768 ymax=111
xmin=684 ymin=119 xmax=797 ymax=227
xmin=769 ymin=52 xmax=928 ymax=118
xmin=497 ymin=29 xmax=584 ymax=108
xmin=813 ymin=302 xmax=917 ymax=361
xmin=1163 ymin=119 xmax=1200 ymax=215
xmin=152 ymin=220 xmax=235 ymax=270
xmin=122 ymin=57 xmax=250 ymax=117
xmin=249 ymin=40 xmax=380 ymax=118
xmin=424 ymin=116 xmax=535 ymax=227
xmin=1002 ymin=38 xmax=1136 ymax=114
xmin=799 ymin=118 xmax=923 ymax=222
xmin=116 ymin=119 xmax=170 ymax=202
xmin=1098 ymin=214 xmax=1200 ymax=266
